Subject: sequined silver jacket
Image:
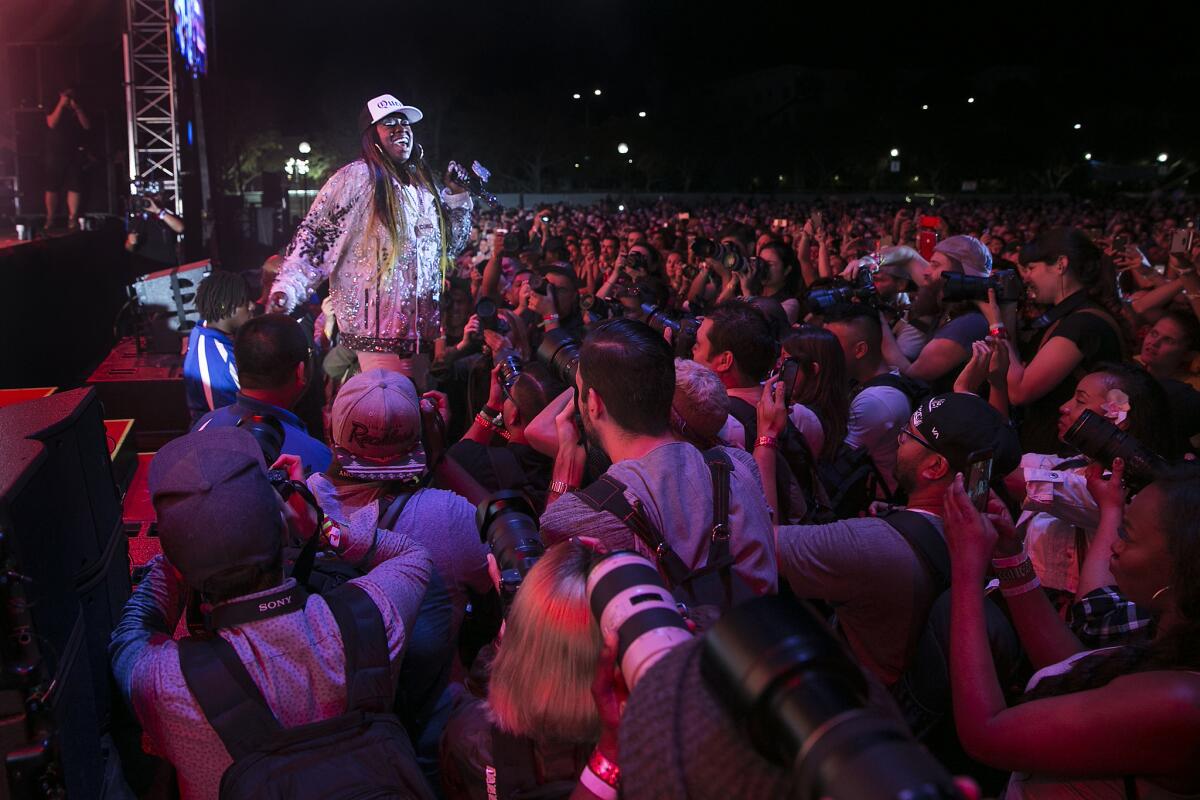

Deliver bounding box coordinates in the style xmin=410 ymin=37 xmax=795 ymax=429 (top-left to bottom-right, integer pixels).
xmin=271 ymin=160 xmax=473 ymax=355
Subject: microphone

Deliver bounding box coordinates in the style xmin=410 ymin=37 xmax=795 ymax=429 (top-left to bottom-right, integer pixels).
xmin=447 ymin=159 xmax=502 ymax=209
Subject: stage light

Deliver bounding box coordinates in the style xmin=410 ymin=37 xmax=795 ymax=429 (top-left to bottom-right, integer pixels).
xmin=617 ymin=142 xmax=629 ymax=154
xmin=618 ymin=204 xmax=625 ymax=211
xmin=1073 ymin=123 xmax=1082 ymax=130
xmin=574 ymin=162 xmax=581 ymax=168
xmin=638 ymin=111 xmax=647 ymax=118
xmin=573 ymin=93 xmax=581 ymax=100
xmin=1084 ymin=152 xmax=1092 ymax=160
xmin=890 ymin=148 xmax=900 ymax=158
xmin=594 ymin=89 xmax=602 ymax=96
xmin=298 ymin=141 xmax=311 ymax=154
xmin=967 ymin=97 xmax=975 ymax=104
xmin=1157 ymin=153 xmax=1169 ymax=163
xmin=628 ymin=158 xmax=634 ymax=164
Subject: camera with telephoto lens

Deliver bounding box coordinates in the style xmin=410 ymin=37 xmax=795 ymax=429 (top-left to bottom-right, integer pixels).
xmin=1063 ymin=410 xmax=1168 ymax=493
xmin=641 ymin=302 xmax=701 ymax=358
xmin=941 ymin=269 xmax=1023 ymax=304
xmin=526 ymin=272 xmax=547 ymax=293
xmin=580 ymin=293 xmax=616 ymax=320
xmin=625 ymin=250 xmax=649 ymax=275
xmin=586 ymin=551 xmax=694 ymax=688
xmin=477 ymin=491 xmax=545 ymax=612
xmin=805 ymin=270 xmax=878 ymax=314
xmin=537 ymin=328 xmax=581 ymax=387
xmin=691 ymin=237 xmax=744 ymax=268
xmin=701 ymin=594 xmax=961 ymax=800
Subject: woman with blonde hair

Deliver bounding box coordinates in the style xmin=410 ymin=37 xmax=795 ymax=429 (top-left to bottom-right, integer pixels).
xmin=440 ymin=540 xmax=601 ymax=799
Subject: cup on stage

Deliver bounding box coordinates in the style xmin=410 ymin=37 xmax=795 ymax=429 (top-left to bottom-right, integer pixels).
xmin=15 ymin=224 xmax=28 ymax=241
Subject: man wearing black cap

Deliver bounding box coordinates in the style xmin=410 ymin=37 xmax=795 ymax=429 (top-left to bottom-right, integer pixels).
xmin=268 ymin=93 xmax=474 ymax=388
xmin=774 ymin=392 xmax=1020 ymax=687
xmin=109 ymin=427 xmax=433 ymax=799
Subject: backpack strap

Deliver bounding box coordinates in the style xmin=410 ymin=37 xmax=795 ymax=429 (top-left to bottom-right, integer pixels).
xmin=573 ymin=476 xmax=692 ymax=587
xmin=377 ymin=490 xmax=415 ymax=532
xmin=178 ymin=635 xmax=284 ymax=761
xmin=324 ymin=582 xmax=393 ymax=713
xmin=702 ymin=447 xmax=733 ymax=565
xmin=1043 ymin=306 xmax=1128 ymax=361
xmin=883 ymin=510 xmax=951 ymax=593
xmin=487 ymin=446 xmax=526 ymax=492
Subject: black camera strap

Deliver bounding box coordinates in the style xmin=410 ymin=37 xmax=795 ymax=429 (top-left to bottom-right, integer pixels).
xmin=207 ymin=583 xmax=309 ymax=630
xmin=574 ymin=477 xmax=692 ymax=587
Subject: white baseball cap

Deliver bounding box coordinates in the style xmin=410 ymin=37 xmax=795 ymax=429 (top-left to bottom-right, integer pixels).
xmin=359 ymin=93 xmax=424 ymax=129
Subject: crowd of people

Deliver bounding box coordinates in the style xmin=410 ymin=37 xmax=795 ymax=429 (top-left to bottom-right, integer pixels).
xmin=114 ymin=94 xmax=1200 ymax=800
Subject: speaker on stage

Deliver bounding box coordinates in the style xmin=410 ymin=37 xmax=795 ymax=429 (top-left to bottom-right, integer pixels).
xmin=132 ymin=259 xmax=212 ymax=352
xmin=0 ymin=387 xmax=131 ymax=799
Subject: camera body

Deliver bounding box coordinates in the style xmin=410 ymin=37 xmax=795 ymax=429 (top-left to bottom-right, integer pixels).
xmin=805 ymin=270 xmax=878 ymax=314
xmin=536 ymin=328 xmax=581 ymax=387
xmin=1063 ymin=409 xmax=1167 ymax=493
xmin=941 ymin=269 xmax=1023 ymax=304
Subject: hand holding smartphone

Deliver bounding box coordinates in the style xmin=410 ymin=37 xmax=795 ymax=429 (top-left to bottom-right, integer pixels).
xmin=965 ymin=449 xmax=994 ymax=512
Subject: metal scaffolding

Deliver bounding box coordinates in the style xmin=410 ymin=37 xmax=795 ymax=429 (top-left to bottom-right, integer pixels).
xmin=123 ymin=0 xmax=182 ymax=215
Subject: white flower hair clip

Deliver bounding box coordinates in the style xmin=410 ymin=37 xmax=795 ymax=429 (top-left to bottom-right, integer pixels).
xmin=1100 ymin=388 xmax=1131 ymax=427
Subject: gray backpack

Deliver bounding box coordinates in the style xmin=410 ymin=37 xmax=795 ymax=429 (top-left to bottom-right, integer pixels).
xmin=177 ymin=583 xmax=435 ymax=800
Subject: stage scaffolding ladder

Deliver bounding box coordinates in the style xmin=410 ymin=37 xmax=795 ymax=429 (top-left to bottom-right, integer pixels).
xmin=122 ymin=0 xmax=183 ymax=217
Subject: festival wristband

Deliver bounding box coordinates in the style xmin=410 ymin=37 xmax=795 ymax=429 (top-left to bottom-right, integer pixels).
xmin=754 ymin=435 xmax=779 ymax=450
xmin=991 ymin=550 xmax=1028 ymax=569
xmin=579 ymin=767 xmax=618 ymax=800
xmin=1000 ymin=576 xmax=1042 ymax=598
xmin=549 ymin=479 xmax=577 ymax=495
xmin=587 ymin=749 xmax=620 ymax=789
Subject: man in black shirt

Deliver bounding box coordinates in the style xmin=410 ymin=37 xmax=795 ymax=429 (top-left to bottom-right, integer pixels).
xmin=126 ymin=193 xmax=185 ymax=268
xmin=1137 ymin=310 xmax=1200 ymax=453
xmin=44 ymin=88 xmax=90 ymax=230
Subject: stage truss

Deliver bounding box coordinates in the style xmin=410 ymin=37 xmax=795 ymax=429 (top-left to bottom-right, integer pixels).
xmin=122 ymin=0 xmax=183 ymax=215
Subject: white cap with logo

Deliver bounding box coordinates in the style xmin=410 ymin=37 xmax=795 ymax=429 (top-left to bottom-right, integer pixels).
xmin=360 ymin=93 xmax=424 ymax=129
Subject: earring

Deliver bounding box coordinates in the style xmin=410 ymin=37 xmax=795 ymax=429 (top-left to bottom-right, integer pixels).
xmin=373 ymin=142 xmax=384 ymax=155
xmin=1152 ymin=585 xmax=1172 ymax=601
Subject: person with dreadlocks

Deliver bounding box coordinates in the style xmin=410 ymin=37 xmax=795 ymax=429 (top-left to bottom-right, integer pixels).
xmin=268 ymin=94 xmax=473 ymax=386
xmin=184 ymin=270 xmax=254 ymax=422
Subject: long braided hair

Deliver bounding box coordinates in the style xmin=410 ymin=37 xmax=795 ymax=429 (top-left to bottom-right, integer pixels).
xmin=1020 ymin=462 xmax=1200 ymax=702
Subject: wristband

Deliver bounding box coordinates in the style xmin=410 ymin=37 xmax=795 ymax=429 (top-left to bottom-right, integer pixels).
xmin=754 ymin=435 xmax=779 ymax=450
xmin=579 ymin=767 xmax=618 ymax=800
xmin=995 ymin=557 xmax=1037 ymax=586
xmin=989 ymin=323 xmax=1008 ymax=340
xmin=991 ymin=550 xmax=1028 ymax=569
xmin=549 ymin=479 xmax=578 ymax=495
xmin=1000 ymin=575 xmax=1042 ymax=598
xmin=542 ymin=313 xmax=560 ymax=323
xmin=157 ymin=208 xmax=169 ymax=220
xmin=587 ymin=748 xmax=620 ymax=789
xmin=481 ymin=405 xmax=502 ymax=419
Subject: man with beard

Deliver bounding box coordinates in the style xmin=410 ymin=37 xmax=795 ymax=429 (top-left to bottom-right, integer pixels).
xmin=773 ymin=393 xmax=1019 ymax=687
xmin=268 ymin=94 xmax=474 ymax=387
xmin=536 ymin=318 xmax=777 ymax=596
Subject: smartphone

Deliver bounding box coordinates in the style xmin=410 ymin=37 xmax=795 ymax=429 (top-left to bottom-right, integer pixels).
xmin=1169 ymin=221 xmax=1195 ymax=255
xmin=965 ymin=448 xmax=994 ymax=512
xmin=778 ymin=358 xmax=801 ymax=401
xmin=1113 ymin=234 xmax=1129 ymax=251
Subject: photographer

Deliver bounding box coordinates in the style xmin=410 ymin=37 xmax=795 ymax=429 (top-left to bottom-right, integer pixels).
xmin=447 ymin=359 xmax=565 ymax=510
xmin=879 ymin=235 xmax=994 ymax=392
xmin=538 ymin=318 xmax=777 ymax=596
xmin=942 ymin=464 xmax=1200 ymax=798
xmin=110 ymin=427 xmax=435 ymax=800
xmin=307 ymin=369 xmax=492 ymax=790
xmin=440 ymin=540 xmax=603 ymax=800
xmin=125 ymin=192 xmax=185 ymax=267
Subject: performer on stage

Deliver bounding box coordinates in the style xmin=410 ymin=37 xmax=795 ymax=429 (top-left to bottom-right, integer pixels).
xmin=268 ymin=94 xmax=473 ymax=382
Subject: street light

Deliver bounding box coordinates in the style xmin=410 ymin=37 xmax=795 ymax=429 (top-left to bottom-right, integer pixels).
xmin=967 ymin=97 xmax=975 ymax=104
xmin=1157 ymin=153 xmax=1169 ymax=163
xmin=593 ymin=88 xmax=602 ymax=96
xmin=1073 ymin=123 xmax=1082 ymax=130
xmin=617 ymin=142 xmax=629 ymax=154
xmin=572 ymin=93 xmax=581 ymax=100
xmin=298 ymin=141 xmax=311 ymax=155
xmin=638 ymin=111 xmax=647 ymax=118
xmin=921 ymin=104 xmax=929 ymax=110
xmin=889 ymin=148 xmax=900 ymax=158
xmin=1084 ymin=152 xmax=1092 ymax=161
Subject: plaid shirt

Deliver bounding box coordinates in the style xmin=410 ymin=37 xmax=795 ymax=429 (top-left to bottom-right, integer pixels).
xmin=1067 ymin=585 xmax=1154 ymax=648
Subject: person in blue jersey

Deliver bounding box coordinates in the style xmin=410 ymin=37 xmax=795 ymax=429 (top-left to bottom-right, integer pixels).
xmin=184 ymin=271 xmax=254 ymax=423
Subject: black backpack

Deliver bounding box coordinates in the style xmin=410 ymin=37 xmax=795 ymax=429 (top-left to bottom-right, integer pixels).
xmin=572 ymin=447 xmax=755 ymax=614
xmin=881 ymin=511 xmax=1019 ymax=742
xmin=177 ymin=582 xmax=435 ymax=800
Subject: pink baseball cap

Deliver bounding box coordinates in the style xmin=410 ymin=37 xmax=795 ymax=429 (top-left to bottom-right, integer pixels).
xmin=331 ymin=369 xmax=426 ymax=480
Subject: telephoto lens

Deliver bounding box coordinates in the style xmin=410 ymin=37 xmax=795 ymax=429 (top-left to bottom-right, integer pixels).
xmin=1063 ymin=410 xmax=1168 ymax=493
xmin=701 ymin=594 xmax=962 ymax=800
xmin=641 ymin=302 xmax=681 ymax=336
xmin=940 ymin=273 xmax=991 ymax=303
xmin=536 ymin=328 xmax=582 ymax=387
xmin=496 ymin=350 xmax=523 ymax=394
xmin=476 ymin=491 xmax=545 ymax=610
xmin=586 ymin=551 xmax=694 ymax=690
